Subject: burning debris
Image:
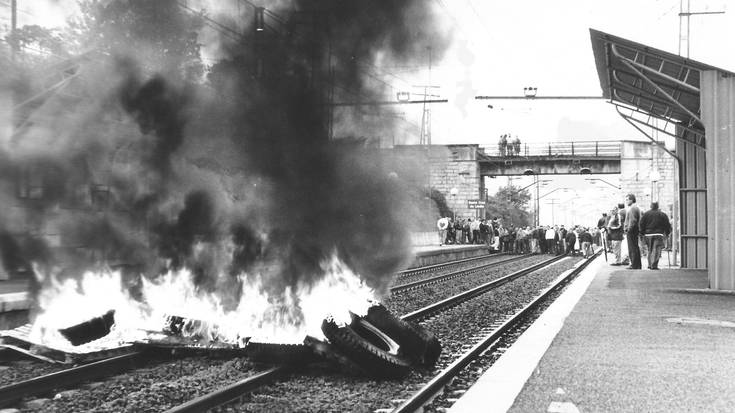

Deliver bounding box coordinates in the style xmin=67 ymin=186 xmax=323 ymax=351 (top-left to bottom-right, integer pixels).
xmin=58 ymin=309 xmax=116 ymax=346
xmin=0 ymin=0 xmax=449 ymax=376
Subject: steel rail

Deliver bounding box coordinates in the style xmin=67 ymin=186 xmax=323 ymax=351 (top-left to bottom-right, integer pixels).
xmin=390 ymin=255 xmax=530 ymax=294
xmin=400 ymin=254 xmax=568 ymax=323
xmin=393 ymin=250 xmax=601 ymax=412
xmin=0 ymin=351 xmax=144 ymax=408
xmin=163 ymin=366 xmax=290 ymax=413
xmin=395 ymin=253 xmax=504 ymax=279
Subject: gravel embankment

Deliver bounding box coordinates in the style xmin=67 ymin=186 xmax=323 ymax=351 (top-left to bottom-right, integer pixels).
xmin=14 ymin=255 xmax=583 ymax=413
xmin=393 ymin=254 xmax=514 ymax=286
xmin=223 ymin=257 xmax=582 ymax=412
xmin=21 ymin=356 xmax=259 ymax=413
xmin=0 ymin=360 xmax=69 ymax=387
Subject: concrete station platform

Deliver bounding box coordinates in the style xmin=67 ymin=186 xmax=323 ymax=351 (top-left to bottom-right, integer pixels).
xmin=0 ymin=279 xmax=32 ymax=330
xmin=410 ymin=244 xmax=492 ymax=268
xmin=450 ymin=253 xmax=735 ymax=413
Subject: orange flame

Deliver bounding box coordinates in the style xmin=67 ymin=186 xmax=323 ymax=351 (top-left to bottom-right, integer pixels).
xmin=29 ymin=251 xmax=377 ymax=350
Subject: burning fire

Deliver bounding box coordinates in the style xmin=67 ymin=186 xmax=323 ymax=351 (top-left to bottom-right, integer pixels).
xmin=30 ymin=251 xmax=377 ymax=351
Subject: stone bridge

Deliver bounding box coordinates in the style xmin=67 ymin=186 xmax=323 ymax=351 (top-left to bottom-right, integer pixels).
xmin=477 ymin=141 xmax=620 ymax=176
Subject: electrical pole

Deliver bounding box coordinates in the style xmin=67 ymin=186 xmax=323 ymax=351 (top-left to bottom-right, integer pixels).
xmin=535 ymin=176 xmax=540 ymax=227
xmin=419 ymin=46 xmax=433 ymax=146
xmin=548 ymin=199 xmax=559 ymax=225
xmin=10 ymin=0 xmax=17 ymax=61
xmin=678 ymin=0 xmax=725 ymax=58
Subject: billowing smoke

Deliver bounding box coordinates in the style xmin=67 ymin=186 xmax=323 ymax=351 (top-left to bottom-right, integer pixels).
xmin=0 ymin=0 xmax=450 ymax=317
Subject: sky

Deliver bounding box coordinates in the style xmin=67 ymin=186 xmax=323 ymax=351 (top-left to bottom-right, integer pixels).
xmin=6 ymin=0 xmax=732 ymax=146
xmin=3 ymin=0 xmax=732 ymax=226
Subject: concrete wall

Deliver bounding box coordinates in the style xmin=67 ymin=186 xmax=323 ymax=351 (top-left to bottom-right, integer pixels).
xmin=428 ymin=145 xmax=485 ymax=220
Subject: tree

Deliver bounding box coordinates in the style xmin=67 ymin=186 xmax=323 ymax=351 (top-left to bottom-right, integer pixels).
xmin=67 ymin=0 xmax=206 ymax=80
xmin=486 ymin=185 xmax=532 ymax=227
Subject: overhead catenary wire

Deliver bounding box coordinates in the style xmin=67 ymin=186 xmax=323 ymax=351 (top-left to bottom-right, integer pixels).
xmin=176 ymin=1 xmax=242 ymax=42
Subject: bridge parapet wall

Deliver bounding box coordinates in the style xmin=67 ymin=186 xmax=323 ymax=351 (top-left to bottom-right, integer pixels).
xmin=480 ymin=141 xmax=620 ymax=158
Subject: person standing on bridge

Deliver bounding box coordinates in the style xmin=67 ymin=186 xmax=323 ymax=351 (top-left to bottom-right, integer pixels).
xmin=498 ymin=134 xmax=507 ymax=156
xmin=624 ymin=194 xmax=642 ymax=269
xmin=513 ymin=136 xmax=521 ymax=156
xmin=639 ymin=202 xmax=671 ymax=270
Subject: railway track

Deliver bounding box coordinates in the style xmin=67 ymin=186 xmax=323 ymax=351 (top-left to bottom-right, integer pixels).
xmin=393 ymin=250 xmax=601 ymax=412
xmin=389 ymin=254 xmax=530 ymax=294
xmin=0 ymin=352 xmax=145 ymax=408
xmin=394 ymin=252 xmax=509 ymax=285
xmin=2 ymin=252 xmax=598 ymax=412
xmin=167 ymin=253 xmax=590 ymax=412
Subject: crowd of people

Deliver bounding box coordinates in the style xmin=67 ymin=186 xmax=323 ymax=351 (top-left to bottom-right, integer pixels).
xmin=596 ymin=193 xmax=672 ymax=271
xmin=436 ymin=192 xmax=672 ymax=270
xmin=436 ymin=217 xmax=601 ymax=258
xmin=498 ymin=134 xmax=522 ymax=156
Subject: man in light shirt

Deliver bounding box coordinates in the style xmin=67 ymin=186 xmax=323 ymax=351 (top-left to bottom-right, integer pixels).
xmin=623 ymin=194 xmax=642 ymax=269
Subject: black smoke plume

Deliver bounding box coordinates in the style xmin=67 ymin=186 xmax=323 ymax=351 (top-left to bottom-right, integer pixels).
xmin=0 ymin=0 xmax=451 ymax=318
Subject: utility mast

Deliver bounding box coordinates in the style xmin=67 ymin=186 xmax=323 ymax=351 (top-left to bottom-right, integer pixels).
xmin=678 ymin=0 xmax=725 ymax=57
xmin=419 ymin=46 xmax=433 ymax=146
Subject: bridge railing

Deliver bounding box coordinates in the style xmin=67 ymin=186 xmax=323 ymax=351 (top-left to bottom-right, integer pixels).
xmin=480 ymin=141 xmax=621 ymax=158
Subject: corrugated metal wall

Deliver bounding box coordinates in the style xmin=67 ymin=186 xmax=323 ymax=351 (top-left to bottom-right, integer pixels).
xmin=701 ymin=70 xmax=735 ymax=290
xmin=676 ymin=136 xmax=707 ymax=269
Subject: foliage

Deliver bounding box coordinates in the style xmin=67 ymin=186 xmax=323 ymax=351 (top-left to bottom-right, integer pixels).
xmin=485 ymin=185 xmax=532 ymax=228
xmin=5 ymin=25 xmax=67 ymax=57
xmin=430 ymin=187 xmax=452 ymax=219
xmin=68 ymin=0 xmax=206 ymax=80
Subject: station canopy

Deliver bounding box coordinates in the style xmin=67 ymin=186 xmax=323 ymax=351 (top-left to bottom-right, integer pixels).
xmin=589 ymin=28 xmax=735 ymax=149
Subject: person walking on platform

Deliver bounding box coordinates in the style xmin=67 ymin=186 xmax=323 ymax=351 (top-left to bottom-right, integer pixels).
xmin=471 ymin=218 xmax=481 ymax=244
xmin=579 ymin=227 xmax=593 ymax=258
xmin=536 ymin=226 xmax=546 ymax=253
xmin=463 ymin=218 xmax=471 ymax=244
xmin=446 ymin=217 xmax=456 ymax=244
xmin=607 ymin=205 xmax=624 ymax=265
xmin=624 ymin=194 xmax=642 ymax=269
xmin=437 ymin=216 xmax=449 ymax=246
xmin=558 ymin=225 xmax=568 ymax=255
xmin=545 ymin=226 xmax=557 ymax=255
xmin=617 ymin=202 xmax=630 ymax=265
xmin=456 ymin=219 xmax=465 ymax=244
xmin=479 ymin=219 xmax=490 ymax=246
xmin=597 ymin=212 xmax=610 ymax=251
xmin=564 ymin=228 xmax=577 ymax=255
xmin=639 ymin=201 xmax=672 ymax=270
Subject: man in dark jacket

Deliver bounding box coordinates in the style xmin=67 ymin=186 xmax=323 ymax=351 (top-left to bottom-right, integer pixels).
xmin=564 ymin=229 xmax=577 ymax=255
xmin=639 ymin=202 xmax=672 ymax=270
xmin=624 ymin=194 xmax=642 ymax=269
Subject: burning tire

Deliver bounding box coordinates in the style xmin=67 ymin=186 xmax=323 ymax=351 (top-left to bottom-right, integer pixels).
xmin=59 ymin=309 xmax=116 ymax=346
xmin=363 ymin=303 xmax=441 ymax=366
xmin=321 ymin=316 xmax=411 ymax=378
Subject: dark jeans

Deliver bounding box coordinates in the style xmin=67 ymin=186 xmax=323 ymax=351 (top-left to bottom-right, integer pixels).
xmin=644 ymin=235 xmax=665 ymax=269
xmin=626 ymin=232 xmax=641 ymax=269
